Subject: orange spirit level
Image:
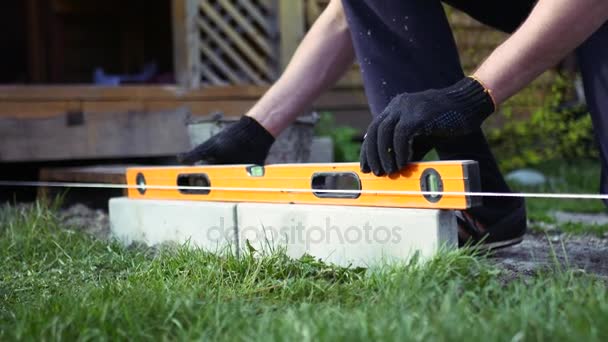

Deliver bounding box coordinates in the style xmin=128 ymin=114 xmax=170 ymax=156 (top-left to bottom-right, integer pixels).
xmin=126 ymin=161 xmax=481 ymax=210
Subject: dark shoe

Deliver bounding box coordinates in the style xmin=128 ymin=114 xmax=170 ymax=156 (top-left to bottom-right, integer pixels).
xmin=457 ymin=198 xmax=527 ymax=250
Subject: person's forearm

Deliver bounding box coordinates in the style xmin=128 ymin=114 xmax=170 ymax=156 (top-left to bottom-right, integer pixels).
xmin=474 ymin=0 xmax=608 ymax=105
xmin=246 ymin=0 xmax=355 ymax=136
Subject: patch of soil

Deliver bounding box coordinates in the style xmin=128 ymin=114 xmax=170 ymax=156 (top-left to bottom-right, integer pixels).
xmin=59 ymin=204 xmax=110 ymax=240
xmin=491 ymin=232 xmax=608 ymax=279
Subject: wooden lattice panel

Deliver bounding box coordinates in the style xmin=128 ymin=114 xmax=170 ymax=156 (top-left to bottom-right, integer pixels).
xmin=198 ymin=0 xmax=279 ymax=85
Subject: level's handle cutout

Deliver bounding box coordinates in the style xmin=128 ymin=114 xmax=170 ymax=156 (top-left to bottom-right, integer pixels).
xmin=420 ymin=168 xmax=443 ymax=203
xmin=312 ymin=172 xmax=361 ymax=199
xmin=177 ymin=173 xmax=211 ymax=195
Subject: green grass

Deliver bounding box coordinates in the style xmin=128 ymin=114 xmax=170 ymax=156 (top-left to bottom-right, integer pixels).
xmin=2 ymin=203 xmax=608 ymax=341
xmin=508 ymin=159 xmax=605 ymax=219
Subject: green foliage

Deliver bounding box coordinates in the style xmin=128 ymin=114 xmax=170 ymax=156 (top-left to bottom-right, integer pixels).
xmin=315 ymin=112 xmax=362 ymax=162
xmin=487 ymin=75 xmax=598 ymax=171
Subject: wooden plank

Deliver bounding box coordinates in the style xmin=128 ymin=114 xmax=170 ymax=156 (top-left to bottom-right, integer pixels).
xmin=172 ymin=0 xmax=201 ymax=88
xmin=0 ymin=86 xmax=367 ymax=119
xmin=0 ymin=108 xmax=191 ymax=162
xmin=39 ymin=165 xmax=127 ymax=184
xmin=0 ymin=85 xmax=268 ymax=101
xmin=0 ymin=101 xmax=81 ymax=118
xmin=82 ymin=101 xmax=145 ymax=113
xmin=38 ymin=164 xmax=128 ymax=201
xmin=146 ymin=100 xmax=256 ymax=117
xmin=278 ymin=0 xmax=305 ymax=70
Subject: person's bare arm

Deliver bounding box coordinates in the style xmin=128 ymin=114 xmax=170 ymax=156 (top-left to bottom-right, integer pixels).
xmin=474 ymin=0 xmax=608 ymax=105
xmin=246 ymin=0 xmax=355 ymax=136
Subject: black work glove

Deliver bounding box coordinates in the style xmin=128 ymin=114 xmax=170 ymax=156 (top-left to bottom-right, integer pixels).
xmin=360 ymin=77 xmax=496 ymax=176
xmin=177 ymin=116 xmax=275 ymax=165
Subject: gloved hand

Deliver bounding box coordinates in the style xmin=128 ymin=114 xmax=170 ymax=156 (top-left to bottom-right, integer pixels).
xmin=177 ymin=116 xmax=275 ymax=165
xmin=360 ymin=76 xmax=496 ymax=176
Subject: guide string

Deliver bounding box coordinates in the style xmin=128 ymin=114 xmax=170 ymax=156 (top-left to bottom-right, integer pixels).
xmin=1 ymin=180 xmax=607 ymax=201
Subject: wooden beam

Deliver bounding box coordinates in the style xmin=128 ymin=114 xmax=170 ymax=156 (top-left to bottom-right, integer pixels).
xmin=172 ymin=0 xmax=201 ymax=89
xmin=39 ymin=166 xmax=127 ymax=185
xmin=0 ymin=108 xmax=192 ymax=162
xmin=0 ymin=86 xmax=368 ymax=105
xmin=0 ymin=85 xmax=268 ymax=102
xmin=82 ymin=101 xmax=145 ymax=114
xmin=0 ymin=85 xmax=369 ymax=118
xmin=0 ymin=101 xmax=81 ymax=118
xmin=38 ymin=165 xmax=129 ymax=202
xmin=278 ymin=0 xmax=305 ymax=70
xmin=146 ymin=100 xmax=257 ymax=117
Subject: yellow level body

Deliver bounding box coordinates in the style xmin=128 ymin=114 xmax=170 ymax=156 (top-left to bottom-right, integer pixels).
xmin=126 ymin=161 xmax=481 ymax=210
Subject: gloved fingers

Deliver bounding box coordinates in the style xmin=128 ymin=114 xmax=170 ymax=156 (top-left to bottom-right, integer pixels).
xmin=363 ymin=118 xmax=385 ymax=176
xmin=176 ymin=151 xmax=196 ymax=165
xmin=359 ymin=138 xmax=371 ymax=173
xmin=176 ymin=140 xmax=215 ymax=165
xmin=393 ymin=121 xmax=417 ymax=169
xmin=377 ymin=116 xmax=399 ymax=174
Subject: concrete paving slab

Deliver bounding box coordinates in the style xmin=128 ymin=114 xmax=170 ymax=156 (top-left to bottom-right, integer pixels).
xmin=109 ymin=197 xmax=237 ymax=254
xmin=552 ymin=211 xmax=608 ymax=226
xmin=236 ymin=203 xmax=457 ymax=267
xmin=308 ymin=137 xmax=334 ymax=163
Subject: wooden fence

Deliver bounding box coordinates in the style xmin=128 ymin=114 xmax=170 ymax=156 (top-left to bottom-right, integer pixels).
xmin=174 ymin=0 xmax=280 ymax=88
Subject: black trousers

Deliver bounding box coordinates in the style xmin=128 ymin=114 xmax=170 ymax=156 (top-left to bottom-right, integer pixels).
xmin=341 ymin=0 xmax=608 ymax=218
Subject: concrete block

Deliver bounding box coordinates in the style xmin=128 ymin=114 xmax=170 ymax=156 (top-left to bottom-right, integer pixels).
xmin=236 ymin=203 xmax=457 ymax=267
xmin=109 ymin=197 xmax=237 ymax=254
xmin=308 ymin=137 xmax=334 ymax=163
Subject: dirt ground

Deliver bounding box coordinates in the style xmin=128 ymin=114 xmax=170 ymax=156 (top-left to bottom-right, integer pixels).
xmin=59 ymin=204 xmax=111 ymax=241
xmin=492 ymin=233 xmax=608 ymax=280
xmin=58 ymin=204 xmax=608 ymax=279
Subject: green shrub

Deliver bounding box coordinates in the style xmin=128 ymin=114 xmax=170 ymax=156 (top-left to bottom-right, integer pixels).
xmin=315 ymin=112 xmax=362 ymax=162
xmin=486 ymin=75 xmax=598 ymax=171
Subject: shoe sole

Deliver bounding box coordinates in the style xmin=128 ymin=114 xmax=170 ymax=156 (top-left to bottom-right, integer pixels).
xmin=458 ymin=198 xmax=527 ymax=251
xmin=466 ymin=235 xmax=525 ymax=252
